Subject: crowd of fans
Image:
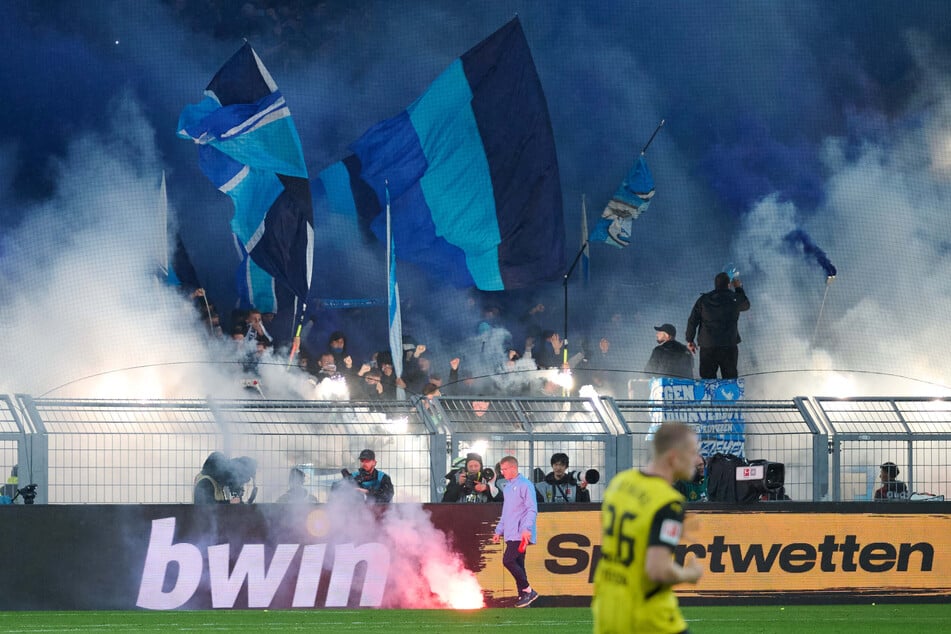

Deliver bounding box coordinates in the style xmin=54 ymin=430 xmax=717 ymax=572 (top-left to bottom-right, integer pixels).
xmin=186 ymin=268 xmax=751 ymax=400
xmin=186 ymin=286 xmax=642 ymax=401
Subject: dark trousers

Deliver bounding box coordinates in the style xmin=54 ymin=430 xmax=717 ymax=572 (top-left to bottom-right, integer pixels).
xmin=698 ymin=346 xmax=739 ymax=379
xmin=503 ymin=540 xmax=529 ymax=592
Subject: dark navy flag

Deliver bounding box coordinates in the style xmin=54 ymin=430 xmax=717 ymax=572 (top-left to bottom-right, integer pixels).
xmin=177 ymin=43 xmax=313 ymax=301
xmin=590 ymin=155 xmax=655 ymax=248
xmin=158 ymin=173 xmax=202 ymax=290
xmin=167 ymin=234 xmax=202 ymax=290
xmin=314 ymin=17 xmax=564 ymax=291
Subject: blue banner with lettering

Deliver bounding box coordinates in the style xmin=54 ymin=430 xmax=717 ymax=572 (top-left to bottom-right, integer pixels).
xmin=647 ymin=377 xmax=745 ymax=457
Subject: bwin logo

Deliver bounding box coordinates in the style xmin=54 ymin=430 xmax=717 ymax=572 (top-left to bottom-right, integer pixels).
xmin=136 ymin=517 xmax=391 ymax=609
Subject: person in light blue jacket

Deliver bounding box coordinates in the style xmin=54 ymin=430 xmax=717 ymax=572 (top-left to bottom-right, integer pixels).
xmin=492 ymin=455 xmax=539 ymax=607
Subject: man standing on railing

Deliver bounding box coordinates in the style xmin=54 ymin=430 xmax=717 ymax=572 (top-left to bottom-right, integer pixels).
xmin=685 ymin=271 xmax=750 ymax=379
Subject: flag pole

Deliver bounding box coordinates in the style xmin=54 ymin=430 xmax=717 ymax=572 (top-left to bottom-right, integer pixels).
xmin=287 ymin=299 xmax=306 ymax=369
xmin=810 ymin=275 xmax=835 ymax=348
xmin=562 ymin=232 xmax=590 ymax=368
xmin=641 ymin=119 xmax=665 ymax=155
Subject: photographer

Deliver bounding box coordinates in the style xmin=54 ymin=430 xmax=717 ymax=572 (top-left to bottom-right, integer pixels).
xmin=535 ymin=453 xmax=597 ymax=503
xmin=276 ymin=467 xmax=318 ymax=504
xmin=226 ymin=456 xmax=258 ymax=504
xmin=442 ymin=453 xmax=497 ymax=503
xmin=194 ymin=452 xmax=232 ymax=504
xmin=334 ymin=449 xmax=394 ymax=504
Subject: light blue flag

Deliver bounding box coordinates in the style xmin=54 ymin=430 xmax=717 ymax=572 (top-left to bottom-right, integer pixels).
xmin=386 ymin=185 xmax=404 ymax=397
xmin=589 ymin=155 xmax=655 ymax=248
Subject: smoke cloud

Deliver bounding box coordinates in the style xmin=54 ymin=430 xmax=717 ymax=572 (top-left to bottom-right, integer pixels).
xmin=1 ymin=3 xmax=950 ymax=400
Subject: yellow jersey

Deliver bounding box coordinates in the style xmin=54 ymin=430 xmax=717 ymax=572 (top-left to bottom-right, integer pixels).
xmin=592 ymin=469 xmax=688 ymax=634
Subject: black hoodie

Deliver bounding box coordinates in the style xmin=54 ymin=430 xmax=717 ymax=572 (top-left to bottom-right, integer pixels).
xmin=686 ymin=287 xmax=750 ymax=347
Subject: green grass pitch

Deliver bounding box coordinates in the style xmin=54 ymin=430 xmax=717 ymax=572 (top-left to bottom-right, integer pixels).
xmin=1 ymin=604 xmax=949 ymax=633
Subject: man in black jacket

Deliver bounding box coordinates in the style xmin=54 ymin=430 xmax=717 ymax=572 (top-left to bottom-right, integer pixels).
xmin=685 ymin=272 xmax=751 ymax=379
xmin=442 ymin=453 xmax=497 ymax=503
xmin=644 ymin=324 xmax=693 ymax=379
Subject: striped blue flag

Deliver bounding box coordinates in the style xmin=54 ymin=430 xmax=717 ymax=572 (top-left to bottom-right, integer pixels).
xmin=313 ymin=17 xmax=564 ymax=290
xmin=177 ymin=43 xmax=313 ymax=302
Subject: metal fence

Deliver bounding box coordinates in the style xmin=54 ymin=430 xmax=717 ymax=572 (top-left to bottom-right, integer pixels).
xmin=813 ymin=397 xmax=951 ymax=501
xmin=611 ymin=398 xmax=827 ymax=502
xmin=0 ymin=395 xmax=31 ymax=500
xmin=429 ymin=397 xmax=631 ymax=502
xmin=13 ymin=395 xmax=440 ymax=504
xmin=3 ymin=393 xmax=951 ymax=504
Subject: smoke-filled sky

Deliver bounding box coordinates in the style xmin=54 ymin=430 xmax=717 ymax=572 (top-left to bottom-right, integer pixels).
xmin=1 ymin=1 xmax=951 ymax=399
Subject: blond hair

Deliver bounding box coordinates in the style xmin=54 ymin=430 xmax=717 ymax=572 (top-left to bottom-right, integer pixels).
xmin=652 ymin=422 xmax=696 ymax=457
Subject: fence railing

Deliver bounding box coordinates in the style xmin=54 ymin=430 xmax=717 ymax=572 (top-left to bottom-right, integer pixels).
xmin=2 ymin=393 xmax=949 ymax=504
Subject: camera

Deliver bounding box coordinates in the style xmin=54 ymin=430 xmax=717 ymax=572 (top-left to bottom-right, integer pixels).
xmin=568 ymin=469 xmax=600 ymax=485
xmin=707 ymin=454 xmax=785 ymax=503
xmin=461 ymin=467 xmax=494 ymax=494
xmin=14 ymin=484 xmax=37 ymax=505
xmin=342 ymin=468 xmax=376 ymax=485
xmin=225 ymin=456 xmax=258 ymax=503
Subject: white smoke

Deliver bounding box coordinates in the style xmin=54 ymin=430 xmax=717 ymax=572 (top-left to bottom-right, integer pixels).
xmin=731 ymin=95 xmax=951 ymax=398
xmin=0 ymin=92 xmax=322 ymax=400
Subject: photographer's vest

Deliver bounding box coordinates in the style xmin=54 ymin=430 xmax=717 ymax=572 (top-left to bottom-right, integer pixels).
xmin=348 ymin=469 xmax=385 ymax=493
xmin=536 ymin=476 xmax=582 ymax=503
xmin=194 ymin=473 xmax=228 ymax=502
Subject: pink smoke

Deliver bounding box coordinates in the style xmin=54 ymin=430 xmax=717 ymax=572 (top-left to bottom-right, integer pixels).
xmin=380 ymin=503 xmax=485 ymax=609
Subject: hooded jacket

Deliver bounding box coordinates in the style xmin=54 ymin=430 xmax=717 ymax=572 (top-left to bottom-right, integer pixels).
xmin=686 ymin=287 xmax=750 ymax=347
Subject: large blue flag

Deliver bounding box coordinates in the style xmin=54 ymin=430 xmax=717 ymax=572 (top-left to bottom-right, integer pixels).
xmin=314 ymin=17 xmax=564 ymax=290
xmin=590 ymin=155 xmax=655 ymax=248
xmin=177 ymin=43 xmax=313 ymax=301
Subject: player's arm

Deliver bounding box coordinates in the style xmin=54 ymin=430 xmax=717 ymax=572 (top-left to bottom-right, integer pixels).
xmin=644 ymin=502 xmax=703 ymax=586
